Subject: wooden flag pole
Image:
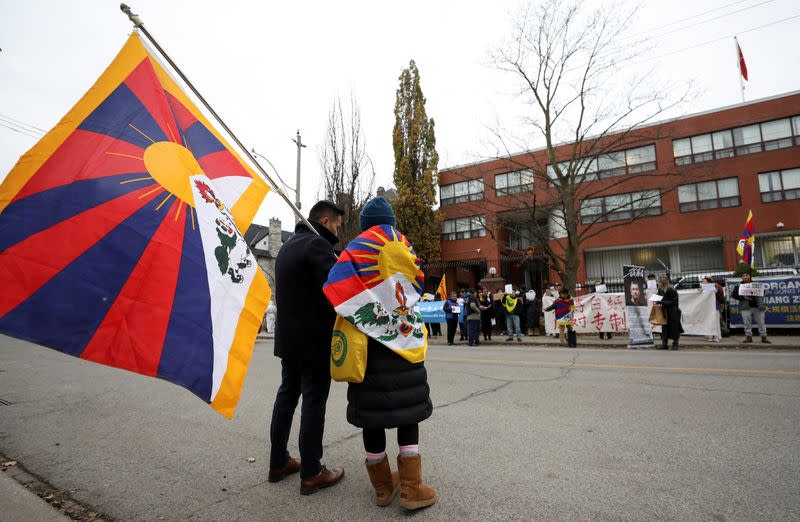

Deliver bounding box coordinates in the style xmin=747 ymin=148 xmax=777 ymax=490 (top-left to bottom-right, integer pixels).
xmin=119 ymin=3 xmax=319 ymax=235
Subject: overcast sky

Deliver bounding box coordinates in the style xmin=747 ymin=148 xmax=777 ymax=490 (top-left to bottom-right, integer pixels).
xmin=1 ymin=0 xmax=798 ymax=228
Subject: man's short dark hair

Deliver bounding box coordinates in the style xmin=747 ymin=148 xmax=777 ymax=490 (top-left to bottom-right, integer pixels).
xmin=308 ymin=200 xmax=344 ymax=223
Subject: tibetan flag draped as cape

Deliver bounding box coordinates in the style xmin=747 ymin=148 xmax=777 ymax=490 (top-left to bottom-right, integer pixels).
xmin=0 ymin=33 xmax=270 ymax=418
xmin=737 ymin=210 xmax=755 ymax=269
xmin=323 ymin=225 xmax=427 ymax=363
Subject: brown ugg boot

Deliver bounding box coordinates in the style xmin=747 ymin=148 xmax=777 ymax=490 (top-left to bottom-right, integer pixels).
xmin=397 ymin=454 xmax=437 ymax=510
xmin=365 ymin=456 xmax=399 ymax=507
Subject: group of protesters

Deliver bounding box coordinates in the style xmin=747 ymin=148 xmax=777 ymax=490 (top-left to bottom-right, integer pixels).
xmin=440 ymin=286 xmax=549 ymax=346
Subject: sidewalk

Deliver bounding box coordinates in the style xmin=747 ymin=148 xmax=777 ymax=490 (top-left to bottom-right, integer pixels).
xmin=0 ymin=468 xmax=69 ymax=522
xmin=425 ymin=332 xmax=800 ymax=350
xmin=256 ymin=331 xmax=800 ymax=349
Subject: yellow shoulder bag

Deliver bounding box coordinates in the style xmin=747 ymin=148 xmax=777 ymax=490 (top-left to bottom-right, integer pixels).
xmin=330 ymin=315 xmax=368 ymax=383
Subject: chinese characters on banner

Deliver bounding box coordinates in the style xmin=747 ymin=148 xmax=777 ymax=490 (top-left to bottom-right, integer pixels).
xmin=543 ymin=293 xmax=627 ymax=333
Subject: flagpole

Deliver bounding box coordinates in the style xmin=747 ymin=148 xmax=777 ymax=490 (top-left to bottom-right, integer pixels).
xmin=734 ymin=36 xmax=745 ymax=103
xmin=119 ymin=4 xmax=319 ymax=235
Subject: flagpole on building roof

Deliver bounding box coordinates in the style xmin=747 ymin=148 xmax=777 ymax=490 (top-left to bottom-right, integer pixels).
xmin=734 ymin=36 xmax=745 ymax=103
xmin=119 ymin=3 xmax=318 ymax=235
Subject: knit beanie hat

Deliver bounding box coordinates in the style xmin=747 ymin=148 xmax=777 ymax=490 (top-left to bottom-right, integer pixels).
xmin=359 ymin=196 xmax=396 ymax=231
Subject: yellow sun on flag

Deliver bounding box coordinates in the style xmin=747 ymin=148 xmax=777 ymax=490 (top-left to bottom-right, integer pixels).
xmin=356 ymin=227 xmax=422 ymax=290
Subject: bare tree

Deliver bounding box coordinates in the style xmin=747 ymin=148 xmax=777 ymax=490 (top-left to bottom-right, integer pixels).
xmin=463 ymin=0 xmax=702 ymax=289
xmin=319 ymin=95 xmax=376 ymax=245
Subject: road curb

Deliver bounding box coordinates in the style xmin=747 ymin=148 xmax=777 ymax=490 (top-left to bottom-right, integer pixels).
xmin=0 ymin=453 xmax=109 ymax=521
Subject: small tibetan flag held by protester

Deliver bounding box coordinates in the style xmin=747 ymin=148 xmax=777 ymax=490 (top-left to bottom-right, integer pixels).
xmin=0 ymin=33 xmax=270 ymax=419
xmin=435 ymin=274 xmax=447 ymax=301
xmin=323 ymin=225 xmax=427 ymax=363
xmin=736 ymin=210 xmax=756 ymax=269
xmin=736 ymin=38 xmax=748 ymax=81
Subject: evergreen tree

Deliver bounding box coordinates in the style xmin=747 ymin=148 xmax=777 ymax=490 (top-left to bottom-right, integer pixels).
xmin=392 ymin=60 xmax=443 ymax=263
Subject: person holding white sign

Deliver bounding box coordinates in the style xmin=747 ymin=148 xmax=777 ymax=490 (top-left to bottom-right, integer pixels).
xmin=594 ymin=280 xmax=613 ymax=340
xmin=442 ymin=291 xmax=461 ymax=346
xmin=731 ymin=273 xmax=770 ymax=344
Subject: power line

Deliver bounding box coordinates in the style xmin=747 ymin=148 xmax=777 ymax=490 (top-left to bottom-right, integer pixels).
xmin=622 ymin=0 xmax=768 ymax=43
xmin=596 ymin=0 xmax=778 ymax=68
xmin=625 ymin=13 xmax=800 ymax=68
xmin=0 ymin=121 xmax=41 ymax=139
xmin=0 ymin=117 xmax=45 ymax=137
xmin=0 ymin=113 xmax=47 ymax=133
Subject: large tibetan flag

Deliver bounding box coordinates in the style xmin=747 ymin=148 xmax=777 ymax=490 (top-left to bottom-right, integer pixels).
xmin=0 ymin=33 xmax=270 ymax=419
xmin=323 ymin=225 xmax=427 ymax=363
xmin=736 ymin=210 xmax=755 ymax=269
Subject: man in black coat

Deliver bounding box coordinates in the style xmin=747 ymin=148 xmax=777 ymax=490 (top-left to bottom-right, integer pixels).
xmin=269 ymin=201 xmax=345 ymax=495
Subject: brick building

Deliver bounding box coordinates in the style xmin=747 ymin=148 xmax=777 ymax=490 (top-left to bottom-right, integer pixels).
xmin=430 ymin=91 xmax=800 ymax=293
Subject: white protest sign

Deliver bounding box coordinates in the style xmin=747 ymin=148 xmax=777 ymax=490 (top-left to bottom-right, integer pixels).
xmin=738 ymin=283 xmax=765 ymax=297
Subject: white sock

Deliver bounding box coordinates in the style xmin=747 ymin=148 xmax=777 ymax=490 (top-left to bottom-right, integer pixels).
xmin=366 ymin=451 xmax=386 ymax=463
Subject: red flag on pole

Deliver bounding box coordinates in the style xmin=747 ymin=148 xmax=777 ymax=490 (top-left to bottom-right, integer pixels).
xmin=737 ymin=40 xmax=748 ymax=81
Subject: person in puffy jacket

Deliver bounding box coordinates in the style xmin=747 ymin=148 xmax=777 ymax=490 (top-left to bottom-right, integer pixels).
xmin=345 ymin=197 xmax=436 ymax=511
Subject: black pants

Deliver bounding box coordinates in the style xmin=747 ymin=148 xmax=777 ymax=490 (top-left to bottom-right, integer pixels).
xmin=431 ymin=322 xmax=441 ymax=336
xmin=446 ymin=318 xmax=458 ymax=344
xmin=481 ymin=317 xmax=492 ymax=340
xmin=362 ymin=424 xmax=419 ymax=453
xmin=467 ymin=319 xmax=481 ymax=345
xmin=269 ymin=357 xmax=331 ymax=478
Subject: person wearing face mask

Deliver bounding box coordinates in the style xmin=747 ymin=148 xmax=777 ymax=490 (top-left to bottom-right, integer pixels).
xmin=269 ymin=200 xmax=346 ymax=495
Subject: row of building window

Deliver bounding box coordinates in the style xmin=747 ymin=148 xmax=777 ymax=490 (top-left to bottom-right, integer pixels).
xmin=440 ymin=115 xmax=800 ymax=207
xmin=673 ymin=115 xmax=800 ymax=166
xmin=442 ymin=216 xmax=487 ymax=240
xmin=443 ymin=168 xmax=798 ymax=240
xmin=580 ymin=190 xmax=661 ymax=224
xmin=547 ymin=144 xmax=657 ymax=184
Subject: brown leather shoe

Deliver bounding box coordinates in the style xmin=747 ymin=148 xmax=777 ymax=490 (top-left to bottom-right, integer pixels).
xmin=761 ymin=336 xmax=771 ymax=344
xmin=300 ymin=465 xmax=344 ymax=495
xmin=743 ymin=336 xmax=753 ymax=343
xmin=268 ymin=457 xmax=300 ymax=483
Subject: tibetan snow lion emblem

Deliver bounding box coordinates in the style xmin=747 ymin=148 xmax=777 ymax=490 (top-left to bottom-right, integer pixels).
xmin=194 ymin=179 xmax=252 ymax=284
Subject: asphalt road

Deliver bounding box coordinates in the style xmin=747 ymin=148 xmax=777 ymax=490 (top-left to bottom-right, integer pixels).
xmin=1 ymin=334 xmax=799 ymax=521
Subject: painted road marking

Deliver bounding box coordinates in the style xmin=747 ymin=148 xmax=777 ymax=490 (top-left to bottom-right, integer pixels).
xmin=427 ymin=356 xmax=800 ymax=377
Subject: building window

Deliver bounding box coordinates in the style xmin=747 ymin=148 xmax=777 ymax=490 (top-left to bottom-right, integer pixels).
xmin=758 ymin=168 xmax=800 ymax=203
xmin=759 ymin=235 xmax=799 ymax=267
xmin=673 ymin=116 xmax=800 ymax=165
xmin=495 ymin=170 xmax=534 ymax=196
xmin=442 ymin=215 xmax=487 ymax=240
xmin=677 ymin=177 xmax=740 ymax=212
xmin=440 ymin=179 xmax=484 ymax=206
xmin=547 ymin=145 xmax=656 ymax=185
xmin=580 ymin=190 xmax=661 ymax=224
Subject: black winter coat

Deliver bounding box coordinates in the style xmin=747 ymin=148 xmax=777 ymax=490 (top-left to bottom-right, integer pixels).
xmin=658 ymin=287 xmax=684 ymax=340
xmin=274 ymin=221 xmax=339 ymax=363
xmin=346 ymin=338 xmax=433 ymax=429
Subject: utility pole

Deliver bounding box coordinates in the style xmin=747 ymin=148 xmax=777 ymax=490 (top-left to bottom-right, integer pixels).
xmin=291 ymin=130 xmax=306 ymax=223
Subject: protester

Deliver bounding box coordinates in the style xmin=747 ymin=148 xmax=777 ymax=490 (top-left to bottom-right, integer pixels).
xmin=704 ymin=276 xmax=724 ymax=342
xmin=732 ymin=273 xmax=770 ymax=344
xmin=503 ymin=290 xmax=523 ymax=342
xmin=526 ymin=290 xmax=542 ymax=335
xmin=594 ymin=280 xmax=612 ymax=340
xmin=443 ymin=291 xmax=460 ymax=346
xmin=342 ymin=197 xmax=436 ymax=510
xmin=545 ymin=288 xmax=576 ymax=346
xmin=430 ymin=295 xmax=442 ymax=337
xmin=480 ymin=290 xmax=494 ymax=341
xmin=492 ymin=289 xmax=507 ymax=335
xmin=466 ymin=289 xmax=482 ymax=346
xmin=270 ymin=200 xmax=345 ymax=494
xmin=458 ymin=291 xmax=468 ymax=341
xmin=655 ymin=276 xmax=683 ymax=350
